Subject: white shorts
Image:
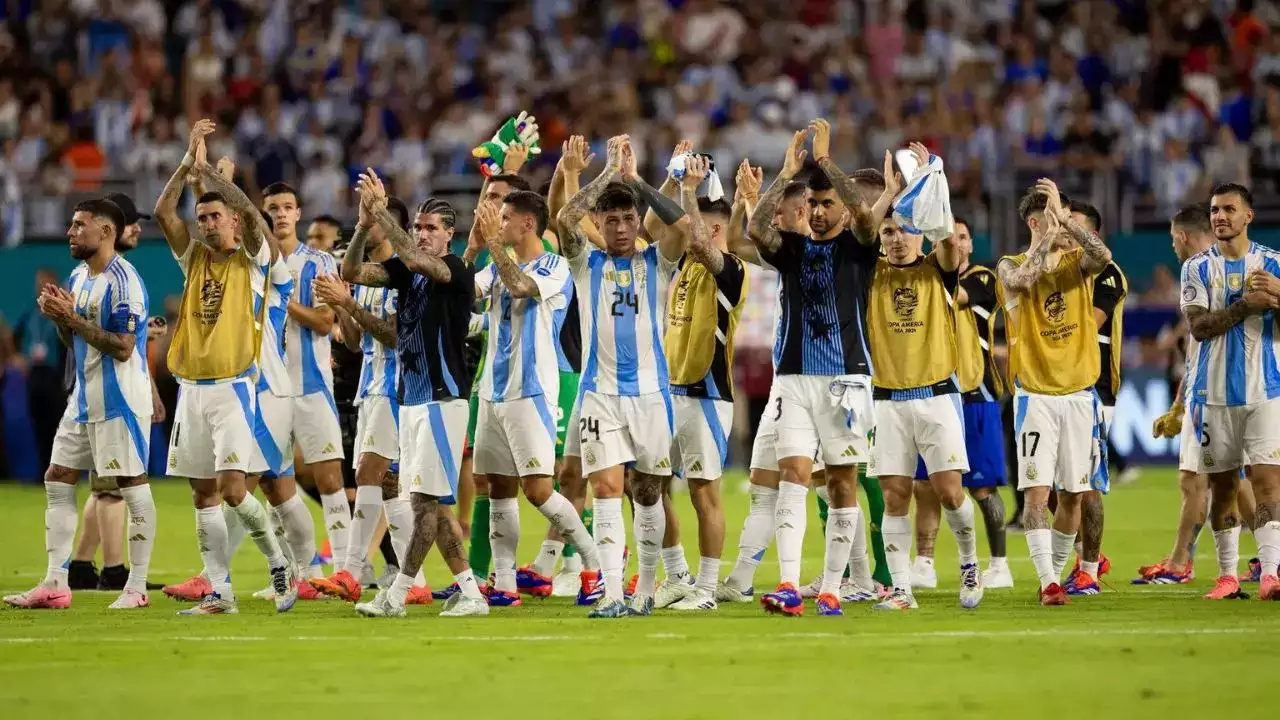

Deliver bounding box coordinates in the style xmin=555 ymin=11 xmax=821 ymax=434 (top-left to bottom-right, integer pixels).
xmin=1013 ymin=389 xmax=1102 ymax=494
xmin=578 ymin=390 xmax=674 ymax=476
xmin=249 ymin=390 xmax=295 ymax=478
xmin=473 ymin=395 xmax=557 ymax=477
xmin=293 ymin=391 xmax=344 ymax=464
xmin=356 ymin=395 xmax=400 ymax=463
xmin=671 ymin=395 xmax=733 ymax=481
xmin=400 ymin=400 xmax=467 ymax=502
xmin=1191 ymin=397 xmax=1280 ymax=473
xmin=750 ymin=382 xmax=826 ymax=473
xmin=869 ymin=394 xmax=969 ymax=478
xmin=51 ymin=405 xmax=150 ymax=478
xmin=169 ymin=379 xmax=256 ymax=479
xmin=564 ymin=392 xmax=582 ymax=458
xmin=774 ymin=374 xmax=872 ymax=467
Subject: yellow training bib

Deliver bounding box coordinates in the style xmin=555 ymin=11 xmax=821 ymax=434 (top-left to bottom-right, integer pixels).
xmin=665 ymin=255 xmax=747 ymax=400
xmin=999 ymin=247 xmax=1099 ymax=395
xmin=167 ymin=244 xmax=266 ymax=381
xmin=869 ymin=254 xmax=957 ymax=390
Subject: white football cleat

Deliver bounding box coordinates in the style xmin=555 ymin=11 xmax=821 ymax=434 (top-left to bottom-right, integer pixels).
xmin=982 ymin=564 xmax=1014 ymax=589
xmin=439 ymin=594 xmax=490 ymax=617
xmin=799 ymin=575 xmax=824 ymax=599
xmin=355 ymin=590 xmax=406 ymax=618
xmin=839 ymin=581 xmax=877 ymax=603
xmin=108 ymin=589 xmax=150 ymax=610
xmin=653 ymin=574 xmax=695 ymax=608
xmin=551 ymin=570 xmax=581 ymax=597
xmin=714 ymin=581 xmax=753 ymax=603
xmin=272 ymin=565 xmax=297 ymax=613
xmin=252 ymin=585 xmax=276 ymax=601
xmin=669 ymin=589 xmax=717 ymax=611
xmin=910 ymin=557 xmax=937 ymax=588
xmin=959 ymin=563 xmax=984 ymax=609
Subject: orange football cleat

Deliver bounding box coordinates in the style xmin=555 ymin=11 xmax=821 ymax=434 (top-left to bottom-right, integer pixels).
xmin=308 ymin=569 xmax=362 ymax=602
xmin=405 ymin=584 xmax=433 ymax=605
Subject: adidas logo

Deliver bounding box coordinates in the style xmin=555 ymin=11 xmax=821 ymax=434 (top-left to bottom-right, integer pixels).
xmin=525 ymin=458 xmax=541 ymax=470
xmin=841 ymin=446 xmax=858 ymax=458
xmin=640 ymin=540 xmax=658 ymax=547
xmin=388 ymin=523 xmax=399 ymax=532
xmin=223 ymin=452 xmax=240 ymax=464
xmin=947 ymin=454 xmax=958 ymax=463
xmin=329 ymin=521 xmax=346 ymax=531
xmin=105 ymin=459 xmax=121 ymax=471
xmin=129 ymin=533 xmax=148 ymax=542
xmin=657 ymin=458 xmax=671 ymax=469
xmin=886 ymin=544 xmax=900 ymax=552
xmin=690 ymin=460 xmax=703 ymax=473
xmin=778 ymin=522 xmax=794 ymax=530
xmin=599 ymin=537 xmax=616 ymax=545
xmin=355 ymin=510 xmax=366 ymax=520
xmin=832 ymin=535 xmax=851 ymax=544
xmin=323 ymin=443 xmax=337 ymax=454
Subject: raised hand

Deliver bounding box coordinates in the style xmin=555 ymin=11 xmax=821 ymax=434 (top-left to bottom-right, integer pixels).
xmin=313 ymin=273 xmax=355 ymax=310
xmin=475 ymin=199 xmax=502 ymax=243
xmin=356 ymin=168 xmax=389 ymax=212
xmin=668 ymin=139 xmax=694 ymax=176
xmin=604 ymin=135 xmax=628 ymax=173
xmin=188 ymin=118 xmax=215 ymax=164
xmin=561 ymin=135 xmax=595 ymax=174
xmin=882 ymin=150 xmax=904 ymax=198
xmin=781 ymin=128 xmax=809 ymax=178
xmin=682 ymin=154 xmax=708 ymax=189
xmin=809 ymin=118 xmax=831 ymax=162
xmin=908 ymin=141 xmax=930 ymax=172
xmin=503 ymin=142 xmax=530 ymax=174
xmin=216 ymin=156 xmax=235 ymax=181
xmin=1035 ymin=178 xmax=1068 ymax=221
xmin=620 ymin=137 xmax=638 ymax=180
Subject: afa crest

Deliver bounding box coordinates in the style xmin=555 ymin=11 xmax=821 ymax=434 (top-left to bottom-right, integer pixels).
xmin=1228 ymin=274 xmax=1243 ymax=292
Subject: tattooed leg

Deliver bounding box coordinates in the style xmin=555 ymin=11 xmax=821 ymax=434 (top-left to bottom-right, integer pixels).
xmin=434 ymin=507 xmax=470 ymax=575
xmin=971 ymin=487 xmax=1006 ymax=558
xmin=1080 ymin=490 xmax=1104 ymax=563
xmin=401 ymin=494 xmax=440 ymax=577
xmin=1168 ymin=471 xmax=1207 ymax=568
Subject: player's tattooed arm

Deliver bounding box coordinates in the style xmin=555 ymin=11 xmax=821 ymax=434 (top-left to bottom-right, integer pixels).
xmin=348 ymin=305 xmax=396 ymax=348
xmin=681 ymin=155 xmax=723 ymax=274
xmin=38 ymin=287 xmax=134 ymax=362
xmin=357 ymin=169 xmax=454 ymax=283
xmin=316 ymin=274 xmax=397 ymax=348
xmin=1034 ymin=178 xmax=1111 ymax=274
xmin=748 ymin=173 xmax=787 ymax=254
xmin=333 ymin=307 xmax=362 ymax=352
xmin=193 ymin=161 xmax=271 ymax=258
xmin=643 ymin=140 xmax=691 ymax=247
xmin=1185 ymin=300 xmax=1267 ymax=341
xmin=729 ymin=160 xmax=763 ymax=265
xmin=474 ymin=201 xmax=540 ymax=299
xmin=557 ymin=136 xmax=626 ymax=261
xmin=339 ymin=223 xmax=391 ymax=287
xmin=997 ymin=237 xmax=1053 ymax=295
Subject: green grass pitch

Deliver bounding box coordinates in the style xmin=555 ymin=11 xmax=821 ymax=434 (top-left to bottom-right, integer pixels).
xmin=1 ymin=469 xmax=1276 ymax=718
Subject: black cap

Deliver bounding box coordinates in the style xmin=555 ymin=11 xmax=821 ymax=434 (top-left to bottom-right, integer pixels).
xmin=104 ymin=192 xmax=151 ymax=225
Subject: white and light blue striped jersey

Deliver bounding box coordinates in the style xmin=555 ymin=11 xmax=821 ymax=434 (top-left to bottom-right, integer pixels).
xmin=355 ymin=283 xmax=399 ymax=401
xmin=569 ymin=244 xmax=680 ymax=396
xmin=66 ymin=255 xmax=150 ymax=422
xmin=285 ymin=244 xmax=338 ymax=397
xmin=476 ymin=253 xmax=573 ymax=402
xmin=256 ymin=255 xmax=295 ymax=397
xmin=1181 ymin=242 xmax=1280 ymax=407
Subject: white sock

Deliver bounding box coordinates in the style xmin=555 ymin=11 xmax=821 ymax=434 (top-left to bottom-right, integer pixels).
xmin=1256 ymin=521 xmax=1280 ymax=576
xmin=1026 ymin=528 xmax=1055 ymax=589
xmin=1050 ymin=529 xmax=1076 ymax=579
xmin=846 ymin=506 xmax=874 ymax=589
xmin=455 ymin=568 xmax=484 ymax=600
xmin=196 ymin=506 xmax=233 ymax=599
xmin=662 ymin=544 xmax=690 ymax=578
xmin=726 ymin=484 xmax=776 ymax=590
xmin=882 ymin=513 xmax=912 ymax=592
xmin=634 ymin=501 xmax=665 ymax=598
xmin=943 ymin=497 xmax=979 ymax=566
xmin=593 ymin=497 xmax=626 ymax=602
xmin=231 ymin=493 xmax=287 ymax=569
xmin=1081 ymin=560 xmax=1100 ymax=577
xmin=320 ymin=491 xmax=352 ymax=571
xmin=268 ymin=506 xmax=294 ymax=567
xmin=43 ymin=482 xmax=77 ymax=589
xmin=383 ymin=496 xmax=425 ymax=585
xmin=388 ymin=572 xmax=413 ymax=606
xmin=1213 ymin=527 xmax=1240 ymax=578
xmin=277 ymin=494 xmax=319 ymax=578
xmin=119 ymin=484 xmax=156 ymax=593
xmin=696 ymin=555 xmax=720 ymax=594
xmin=821 ymin=506 xmax=858 ymax=595
xmin=532 ymin=540 xmax=564 ymax=577
xmin=344 ymin=486 xmax=382 ymax=574
xmin=489 ymin=498 xmax=520 ymax=593
xmin=220 ymin=502 xmax=246 ymax=561
xmin=774 ymin=481 xmax=809 ymax=586
xmin=536 ymin=492 xmax=599 ymax=569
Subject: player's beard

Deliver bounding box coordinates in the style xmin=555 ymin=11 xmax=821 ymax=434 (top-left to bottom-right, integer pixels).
xmin=70 ymin=243 xmax=96 ymax=260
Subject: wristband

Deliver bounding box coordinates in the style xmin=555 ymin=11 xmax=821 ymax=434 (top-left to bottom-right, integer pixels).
xmin=181 ymin=152 xmax=196 ymax=169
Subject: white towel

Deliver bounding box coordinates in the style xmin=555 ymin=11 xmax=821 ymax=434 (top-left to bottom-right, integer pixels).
xmin=666 ymin=152 xmax=724 ymax=202
xmin=892 ymin=154 xmax=954 ymax=242
xmin=828 ymin=374 xmax=875 ymax=431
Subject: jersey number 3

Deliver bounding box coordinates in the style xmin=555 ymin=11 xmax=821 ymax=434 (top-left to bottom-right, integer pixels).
xmin=610 ymin=290 xmax=639 ymax=317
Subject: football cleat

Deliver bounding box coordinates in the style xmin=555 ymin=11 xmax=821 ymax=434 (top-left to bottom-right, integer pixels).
xmin=1133 ymin=562 xmax=1193 ymax=585
xmin=982 ymin=564 xmax=1014 ymax=589
xmin=355 ymin=590 xmax=406 ymax=618
xmin=799 ymin=575 xmax=824 ymax=599
xmin=177 ymin=593 xmax=237 ymax=616
xmin=272 ymin=565 xmax=298 ymax=613
xmin=627 ymin=594 xmax=654 ymax=616
xmin=624 ymin=573 xmax=639 ymax=600
xmin=815 ymin=592 xmax=842 ymax=616
xmin=433 ymin=583 xmax=461 ymax=601
xmin=587 ymin=599 xmax=630 ymax=619
xmin=162 ymin=574 xmax=211 ymax=602
xmin=959 ymin=563 xmax=985 ymax=608
xmin=1039 ymin=583 xmax=1068 ymax=606
xmin=1241 ymin=558 xmax=1262 ymax=583
xmin=551 ymin=569 xmax=581 ymax=598
xmin=440 ymin=594 xmax=489 ymax=617
xmin=714 ymin=581 xmax=753 ymax=604
xmin=251 ymin=585 xmax=276 ymax=601
xmin=1063 ymin=570 xmax=1101 ymax=596
xmin=515 ymin=565 xmax=554 ymax=597
xmin=308 ymin=569 xmax=362 ymax=603
xmin=909 ymin=557 xmax=937 ymax=588
xmin=839 ymin=581 xmax=877 ymax=603
xmin=67 ymin=560 xmax=99 ymax=590
xmin=107 ymin=589 xmax=149 ymax=610
xmin=3 ymin=584 xmax=72 ymax=610
xmin=669 ymin=589 xmax=718 ymax=611
xmin=653 ymin=574 xmax=695 ymax=608
xmin=1135 ymin=557 xmax=1167 ymax=580
xmin=761 ymin=583 xmax=803 ymax=616
xmin=487 ymin=589 xmax=522 ymax=607
xmin=1260 ymin=574 xmax=1280 ymax=600
xmin=872 ymin=587 xmax=918 ymax=611
xmin=1203 ymin=575 xmax=1245 ymax=600
xmin=1072 ymin=553 xmax=1111 ymax=577
xmin=405 ymin=585 xmax=433 ymax=605
xmin=296 ymin=579 xmax=326 ymax=600
xmin=576 ymin=570 xmax=604 ymax=606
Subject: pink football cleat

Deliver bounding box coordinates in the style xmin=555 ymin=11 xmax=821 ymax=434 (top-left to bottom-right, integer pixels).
xmin=108 ymin=589 xmax=150 ymax=609
xmin=4 ymin=585 xmax=72 ymax=609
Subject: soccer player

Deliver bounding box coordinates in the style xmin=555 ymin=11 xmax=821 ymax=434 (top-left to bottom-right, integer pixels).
xmin=155 ymin=119 xmax=295 ymax=615
xmin=907 ymin=215 xmax=1015 ymax=588
xmin=648 ymin=156 xmax=747 ymax=611
xmin=262 ymin=181 xmax=353 ymax=577
xmin=307 ymin=215 xmax=341 ymax=253
xmin=342 ymin=171 xmax=488 ymax=618
xmin=864 ymin=145 xmax=983 ymax=612
xmin=1061 ymin=200 xmax=1127 ymax=596
xmin=470 ymin=189 xmax=602 ymax=607
xmin=743 ymin=123 xmax=884 ymax=616
xmin=997 ymin=178 xmax=1113 ymax=606
xmin=310 ymin=197 xmax=432 ymax=604
xmin=1179 ymin=183 xmax=1280 ymax=600
xmin=4 ymin=200 xmax=157 ymax=611
xmin=556 ymin=135 xmax=690 ymax=617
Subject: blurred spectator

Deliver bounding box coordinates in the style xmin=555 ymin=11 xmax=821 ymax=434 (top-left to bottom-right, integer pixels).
xmin=13 ymin=268 xmax=66 ymax=474
xmin=1154 ymin=138 xmax=1201 ymax=219
xmin=1143 ymin=264 xmax=1181 ymax=307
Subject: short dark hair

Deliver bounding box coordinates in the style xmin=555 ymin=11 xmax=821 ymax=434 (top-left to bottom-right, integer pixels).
xmin=1018 ymin=185 xmax=1075 ymax=221
xmin=782 ymin=181 xmax=809 ymax=201
xmin=1172 ymin=203 xmax=1212 ymax=235
xmin=697 ymin=197 xmax=732 ymax=217
xmin=807 ymin=172 xmax=834 ymax=193
xmin=852 ymin=168 xmax=886 ymax=189
xmin=952 ymin=215 xmax=971 ymax=233
xmin=489 ymin=174 xmax=532 ymax=193
xmin=1210 ymin=182 xmax=1253 ymax=209
xmin=313 ymin=214 xmax=341 ymax=230
xmin=73 ymin=198 xmax=125 ymax=240
xmin=386 ymin=197 xmax=410 ymax=230
xmin=260 ymin=210 xmax=274 ymax=233
xmin=1068 ymin=200 xmax=1102 ymax=233
xmin=503 ymin=190 xmax=550 ymax=237
xmin=262 ymin=182 xmax=301 ymax=205
xmin=593 ymin=182 xmax=639 ymax=213
xmin=197 ymin=191 xmax=226 ymax=206
xmin=416 ymin=197 xmax=457 ymax=229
